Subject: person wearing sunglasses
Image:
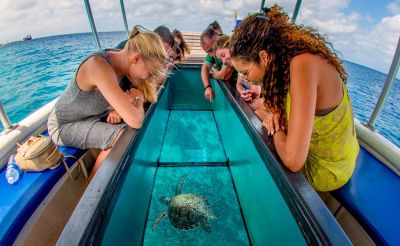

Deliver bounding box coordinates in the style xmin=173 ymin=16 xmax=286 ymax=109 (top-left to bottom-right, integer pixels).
xmin=230 ymin=5 xmax=359 ymax=191
xmin=200 ymin=21 xmax=236 ymax=102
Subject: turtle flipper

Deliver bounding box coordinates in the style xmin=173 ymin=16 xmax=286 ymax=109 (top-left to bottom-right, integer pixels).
xmin=175 ymin=175 xmax=186 ymax=195
xmin=152 ymin=211 xmax=167 ymax=231
xmin=201 ymin=222 xmax=212 ymax=233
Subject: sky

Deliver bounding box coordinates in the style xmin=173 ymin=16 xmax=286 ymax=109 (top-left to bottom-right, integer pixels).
xmin=0 ymin=0 xmax=399 ymax=76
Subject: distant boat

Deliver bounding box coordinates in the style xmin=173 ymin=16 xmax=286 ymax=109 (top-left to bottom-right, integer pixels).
xmin=22 ymin=35 xmax=32 ymax=41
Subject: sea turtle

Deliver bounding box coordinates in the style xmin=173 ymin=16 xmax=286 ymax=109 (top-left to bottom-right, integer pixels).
xmin=152 ymin=175 xmax=215 ymax=232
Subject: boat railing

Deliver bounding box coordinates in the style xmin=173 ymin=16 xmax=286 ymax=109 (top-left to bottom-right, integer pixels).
xmin=0 ymin=0 xmax=129 ymax=136
xmin=0 ymin=100 xmax=15 ymax=134
xmin=83 ymin=0 xmax=130 ymax=50
xmin=0 ymin=99 xmax=58 ymax=168
xmin=368 ymin=37 xmax=400 ymax=128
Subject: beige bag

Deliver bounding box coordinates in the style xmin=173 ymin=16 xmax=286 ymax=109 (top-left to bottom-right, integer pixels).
xmin=15 ymin=135 xmax=62 ymax=172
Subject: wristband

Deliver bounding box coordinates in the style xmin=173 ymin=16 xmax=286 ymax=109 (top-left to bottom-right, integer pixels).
xmin=204 ymin=84 xmax=212 ymax=91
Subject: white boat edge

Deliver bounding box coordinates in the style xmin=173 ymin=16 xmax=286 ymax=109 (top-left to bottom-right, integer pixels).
xmin=0 ymin=98 xmax=57 ymax=168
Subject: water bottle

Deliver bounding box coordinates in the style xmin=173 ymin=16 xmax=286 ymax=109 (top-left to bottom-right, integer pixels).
xmin=5 ymin=155 xmax=23 ymax=184
xmin=241 ymin=82 xmax=250 ymax=92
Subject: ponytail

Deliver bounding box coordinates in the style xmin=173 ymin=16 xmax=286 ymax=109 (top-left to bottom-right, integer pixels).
xmin=137 ymin=80 xmax=158 ymax=103
xmin=126 ymin=25 xmax=167 ymax=66
xmin=125 ymin=25 xmax=167 ymax=103
xmin=129 ymin=26 xmax=141 ymax=39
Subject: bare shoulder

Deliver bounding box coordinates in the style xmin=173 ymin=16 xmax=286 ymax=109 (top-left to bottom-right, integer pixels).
xmin=290 ymin=53 xmax=321 ymax=86
xmin=76 ymin=55 xmax=117 ymax=91
xmin=84 ymin=55 xmax=113 ymax=74
xmin=290 ymin=53 xmax=322 ymax=69
xmin=82 ymin=56 xmax=115 ymax=84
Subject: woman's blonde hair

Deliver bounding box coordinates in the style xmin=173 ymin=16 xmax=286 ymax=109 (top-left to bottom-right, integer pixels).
xmin=136 ymin=79 xmax=158 ymax=103
xmin=125 ymin=25 xmax=167 ymax=103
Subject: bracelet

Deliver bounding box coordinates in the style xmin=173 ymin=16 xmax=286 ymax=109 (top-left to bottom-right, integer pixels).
xmin=204 ymin=84 xmax=212 ymax=91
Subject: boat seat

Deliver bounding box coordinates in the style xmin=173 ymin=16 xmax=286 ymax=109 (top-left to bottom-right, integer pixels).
xmin=331 ymin=146 xmax=400 ymax=245
xmin=0 ymin=133 xmax=87 ymax=245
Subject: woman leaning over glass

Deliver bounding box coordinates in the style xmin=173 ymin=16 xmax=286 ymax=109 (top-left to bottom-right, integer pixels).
xmin=230 ymin=5 xmax=359 ymax=191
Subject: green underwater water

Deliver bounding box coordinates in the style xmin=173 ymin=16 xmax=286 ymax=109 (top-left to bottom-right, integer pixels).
xmin=159 ymin=110 xmax=226 ymax=163
xmin=143 ymin=166 xmax=249 ymax=245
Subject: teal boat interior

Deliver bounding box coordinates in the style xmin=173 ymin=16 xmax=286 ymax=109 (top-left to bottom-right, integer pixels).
xmin=58 ymin=64 xmax=350 ymax=245
xmin=1 ymin=1 xmax=400 ymax=245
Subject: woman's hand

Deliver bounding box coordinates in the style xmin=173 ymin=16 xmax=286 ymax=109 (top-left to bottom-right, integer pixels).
xmin=107 ymin=110 xmax=122 ymax=124
xmin=239 ymin=83 xmax=261 ymax=102
xmin=126 ymin=88 xmax=144 ymax=107
xmin=262 ymin=112 xmax=282 ymax=136
xmin=255 ymin=109 xmax=282 ymax=136
xmin=240 ymin=90 xmax=253 ymax=101
xmin=249 ymin=84 xmax=261 ymax=99
xmin=204 ymin=87 xmax=215 ymax=102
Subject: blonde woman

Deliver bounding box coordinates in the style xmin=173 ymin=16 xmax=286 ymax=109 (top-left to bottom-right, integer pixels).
xmin=48 ymin=26 xmax=167 ymax=182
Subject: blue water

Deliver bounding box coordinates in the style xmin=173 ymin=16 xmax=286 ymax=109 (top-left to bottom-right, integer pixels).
xmin=143 ymin=166 xmax=249 ymax=245
xmin=0 ymin=32 xmax=399 ymax=147
xmin=160 ymin=110 xmax=226 ymax=163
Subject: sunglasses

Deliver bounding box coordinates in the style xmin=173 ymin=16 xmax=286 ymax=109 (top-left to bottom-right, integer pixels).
xmin=238 ymin=61 xmax=255 ymax=84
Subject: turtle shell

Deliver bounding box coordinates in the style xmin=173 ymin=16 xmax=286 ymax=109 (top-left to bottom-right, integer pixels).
xmin=167 ymin=193 xmax=213 ymax=231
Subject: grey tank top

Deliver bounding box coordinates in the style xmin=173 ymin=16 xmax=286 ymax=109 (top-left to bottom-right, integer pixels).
xmin=52 ymin=50 xmax=113 ymax=124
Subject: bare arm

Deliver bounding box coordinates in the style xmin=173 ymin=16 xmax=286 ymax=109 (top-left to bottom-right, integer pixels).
xmin=213 ymin=64 xmax=234 ymax=80
xmin=201 ymin=62 xmax=215 ymax=101
xmin=201 ymin=62 xmax=212 ymax=88
xmin=81 ymin=57 xmax=144 ymax=129
xmin=273 ymin=54 xmax=318 ymax=172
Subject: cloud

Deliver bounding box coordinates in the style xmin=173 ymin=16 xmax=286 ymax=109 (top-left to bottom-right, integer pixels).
xmin=387 ymin=1 xmax=400 ymax=14
xmin=1 ymin=0 xmax=37 ymax=12
xmin=298 ymin=0 xmax=358 ymax=34
xmin=295 ymin=0 xmax=400 ymax=74
xmin=0 ymin=0 xmax=399 ymax=75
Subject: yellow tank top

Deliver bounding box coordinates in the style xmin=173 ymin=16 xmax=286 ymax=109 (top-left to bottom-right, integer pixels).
xmin=286 ymin=83 xmax=359 ymax=191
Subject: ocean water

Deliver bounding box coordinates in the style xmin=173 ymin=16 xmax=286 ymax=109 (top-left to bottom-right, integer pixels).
xmin=0 ymin=32 xmax=399 ymax=147
xmin=143 ymin=166 xmax=249 ymax=245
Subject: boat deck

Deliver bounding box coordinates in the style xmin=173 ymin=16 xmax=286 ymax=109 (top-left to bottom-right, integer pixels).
xmin=181 ymin=32 xmax=206 ymax=64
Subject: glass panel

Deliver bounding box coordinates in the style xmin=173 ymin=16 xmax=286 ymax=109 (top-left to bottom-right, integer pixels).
xmin=159 ymin=110 xmax=226 ymax=163
xmin=143 ymin=166 xmax=249 ymax=245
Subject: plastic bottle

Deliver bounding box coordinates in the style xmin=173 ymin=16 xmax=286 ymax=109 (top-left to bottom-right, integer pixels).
xmin=5 ymin=155 xmax=23 ymax=184
xmin=241 ymin=82 xmax=250 ymax=92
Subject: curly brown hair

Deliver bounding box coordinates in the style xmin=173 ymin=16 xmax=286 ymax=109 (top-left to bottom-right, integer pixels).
xmin=230 ymin=5 xmax=347 ymax=127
